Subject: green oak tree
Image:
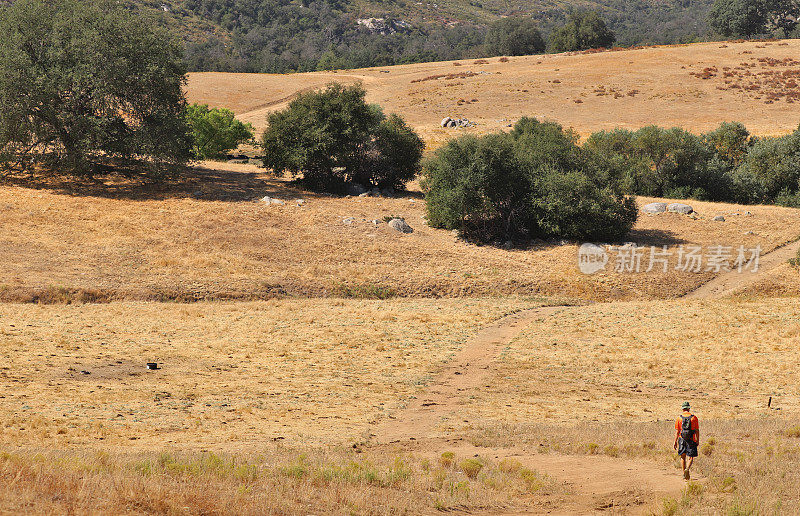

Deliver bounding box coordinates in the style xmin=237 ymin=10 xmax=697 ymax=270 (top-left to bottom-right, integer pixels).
xmin=0 ymin=0 xmax=191 ymax=178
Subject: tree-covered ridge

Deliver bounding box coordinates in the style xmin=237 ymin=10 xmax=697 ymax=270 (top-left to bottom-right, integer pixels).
xmin=107 ymin=0 xmax=719 ymax=72
xmin=8 ymin=0 xmax=798 ymax=73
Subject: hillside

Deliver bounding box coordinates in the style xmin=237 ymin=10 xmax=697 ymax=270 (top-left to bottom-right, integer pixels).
xmin=187 ymin=39 xmax=800 ymax=143
xmin=121 ymin=0 xmax=714 ymax=72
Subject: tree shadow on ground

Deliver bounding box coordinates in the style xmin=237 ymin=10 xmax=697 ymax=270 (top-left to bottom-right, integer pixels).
xmin=0 ymin=163 xmax=311 ymax=202
xmin=626 ymin=228 xmax=689 ymax=247
xmin=1 ymin=162 xmax=426 ymax=202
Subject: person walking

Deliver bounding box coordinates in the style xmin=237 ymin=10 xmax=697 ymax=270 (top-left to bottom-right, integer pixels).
xmin=674 ymin=401 xmax=699 ymax=480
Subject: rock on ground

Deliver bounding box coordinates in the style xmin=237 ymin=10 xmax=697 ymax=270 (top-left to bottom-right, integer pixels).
xmin=667 ymin=203 xmax=693 ymax=214
xmin=388 ymin=218 xmax=413 ymax=233
xmin=713 ymin=215 xmax=726 ymax=222
xmin=642 ymin=202 xmax=667 ymax=214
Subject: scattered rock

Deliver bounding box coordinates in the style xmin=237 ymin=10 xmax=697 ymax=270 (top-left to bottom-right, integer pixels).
xmin=501 ymin=240 xmax=513 ymax=249
xmin=342 ymin=217 xmax=355 ymax=225
xmin=713 ymin=215 xmax=726 ymax=222
xmin=667 ymin=202 xmax=693 ymax=214
xmin=371 ymin=219 xmax=382 ymax=225
xmin=261 ymin=196 xmax=285 ymax=205
xmin=744 ymin=211 xmax=753 ymax=217
xmin=346 ymin=183 xmax=367 ymax=196
xmin=388 ymin=218 xmax=413 ymax=233
xmin=441 ymin=116 xmax=477 ymax=128
xmin=294 ymin=199 xmax=305 ymax=206
xmin=642 ymin=202 xmax=667 ymax=214
xmin=358 ymin=192 xmax=369 ymax=197
xmin=744 ymin=230 xmax=755 ymax=235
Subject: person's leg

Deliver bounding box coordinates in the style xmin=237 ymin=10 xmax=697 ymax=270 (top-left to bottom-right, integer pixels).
xmin=680 ymin=454 xmax=686 ymax=472
xmin=686 ymin=455 xmax=694 ymax=472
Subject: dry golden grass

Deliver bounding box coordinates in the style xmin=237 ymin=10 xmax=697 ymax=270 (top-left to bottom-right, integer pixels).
xmin=0 ymin=297 xmax=535 ymax=448
xmin=456 ymin=298 xmax=800 ymax=431
xmin=187 ymin=40 xmax=800 ymax=145
xmin=0 ymin=163 xmax=797 ymax=303
xmin=0 ymin=446 xmax=561 ymax=514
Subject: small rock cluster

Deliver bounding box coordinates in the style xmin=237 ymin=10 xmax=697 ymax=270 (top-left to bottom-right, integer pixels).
xmin=441 ymin=117 xmax=476 ymax=128
xmin=346 ymin=183 xmax=395 ymax=198
xmin=641 ymin=202 xmax=756 ymax=223
xmin=261 ymin=196 xmax=305 ymax=207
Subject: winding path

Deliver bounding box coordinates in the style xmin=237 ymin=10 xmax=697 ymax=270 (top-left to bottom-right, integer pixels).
xmin=369 ymin=239 xmax=798 ymax=514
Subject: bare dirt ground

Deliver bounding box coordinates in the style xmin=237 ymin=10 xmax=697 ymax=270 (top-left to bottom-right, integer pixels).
xmin=187 ymin=40 xmax=800 ymax=144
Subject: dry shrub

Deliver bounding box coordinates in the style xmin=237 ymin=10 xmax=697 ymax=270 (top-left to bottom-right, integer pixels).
xmin=459 ymin=458 xmax=483 ymax=479
xmin=498 ymin=57 xmax=509 ymax=63
xmin=473 ymin=59 xmax=489 ymax=65
xmin=439 ymin=452 xmax=455 ymax=468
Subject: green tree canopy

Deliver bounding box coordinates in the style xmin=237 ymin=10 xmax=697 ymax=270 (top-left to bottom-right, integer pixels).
xmin=708 ymin=0 xmax=769 ymax=37
xmin=186 ymin=104 xmax=255 ymax=160
xmin=261 ymin=83 xmax=423 ymax=192
xmin=548 ymin=11 xmax=616 ymax=52
xmin=484 ymin=17 xmax=546 ymax=57
xmin=0 ymin=0 xmax=191 ymax=178
xmin=422 ymin=118 xmax=637 ymax=244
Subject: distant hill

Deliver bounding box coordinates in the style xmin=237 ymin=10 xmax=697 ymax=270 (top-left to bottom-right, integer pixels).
xmin=8 ymin=0 xmax=716 ymax=72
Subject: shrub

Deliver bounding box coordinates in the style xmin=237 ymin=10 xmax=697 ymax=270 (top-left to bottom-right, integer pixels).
xmin=186 ymin=104 xmax=254 ymax=160
xmin=586 ymin=126 xmax=724 ymax=199
xmin=734 ymin=127 xmax=800 ymax=203
xmin=261 ymin=83 xmax=422 ymax=192
xmin=789 ymin=247 xmax=800 ymax=267
xmin=498 ymin=458 xmax=521 ymax=474
xmin=458 ymin=458 xmax=483 ymax=479
xmin=485 ymin=17 xmax=545 ymax=57
xmin=423 ymin=118 xmax=636 ymax=244
xmin=0 ymin=0 xmax=191 ymax=179
xmin=439 ymin=452 xmax=455 ymax=468
xmin=548 ymin=11 xmax=616 ymax=52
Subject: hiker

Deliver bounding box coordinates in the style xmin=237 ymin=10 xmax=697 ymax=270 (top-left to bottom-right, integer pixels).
xmin=673 ymin=401 xmax=699 ymax=480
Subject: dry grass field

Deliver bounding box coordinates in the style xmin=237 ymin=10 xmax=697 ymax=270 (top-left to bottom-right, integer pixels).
xmin=5 ymin=39 xmax=800 ymax=515
xmin=1 ymin=162 xmax=798 ymax=304
xmin=0 ymin=298 xmax=537 ymax=448
xmin=2 ymin=297 xmax=800 ymax=513
xmin=187 ymin=40 xmax=800 ymax=145
xmin=461 ymin=299 xmax=800 ymax=429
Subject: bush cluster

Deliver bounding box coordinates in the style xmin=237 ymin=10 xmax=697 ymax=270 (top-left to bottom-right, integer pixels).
xmin=261 ymin=83 xmax=424 ymax=192
xmin=585 ymin=122 xmax=800 ymax=207
xmin=422 ymin=118 xmax=638 ymax=244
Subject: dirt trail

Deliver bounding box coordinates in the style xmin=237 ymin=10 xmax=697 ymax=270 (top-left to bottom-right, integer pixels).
xmin=685 ymin=237 xmax=800 ymax=299
xmin=370 ymin=241 xmax=798 ymax=513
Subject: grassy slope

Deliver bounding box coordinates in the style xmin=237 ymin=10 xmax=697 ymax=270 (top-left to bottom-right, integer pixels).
xmin=0 ymin=161 xmax=797 ymax=303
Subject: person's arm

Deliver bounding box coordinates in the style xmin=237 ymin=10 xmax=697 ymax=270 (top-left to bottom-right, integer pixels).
xmin=673 ymin=423 xmax=680 ymax=450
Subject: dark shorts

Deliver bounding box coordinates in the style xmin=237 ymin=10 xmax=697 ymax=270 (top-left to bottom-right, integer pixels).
xmin=678 ymin=438 xmax=698 ymax=457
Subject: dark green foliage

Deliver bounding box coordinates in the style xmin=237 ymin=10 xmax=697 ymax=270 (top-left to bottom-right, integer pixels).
xmin=485 ymin=17 xmax=546 ymax=56
xmin=260 ymin=83 xmax=423 ymax=192
xmin=124 ymin=0 xmax=723 ymax=73
xmin=733 ymin=127 xmax=800 ymax=204
xmin=585 ymin=122 xmax=800 ymax=207
xmin=548 ymin=11 xmax=616 ymax=52
xmin=422 ymin=118 xmax=637 ymax=244
xmin=0 ymin=0 xmax=191 ymax=179
xmin=707 ymin=0 xmax=799 ymax=37
xmin=708 ymin=0 xmax=769 ymax=36
xmin=186 ymin=104 xmax=255 ymax=160
xmin=585 ymin=127 xmax=715 ymax=199
xmin=364 ymin=114 xmax=425 ymax=190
